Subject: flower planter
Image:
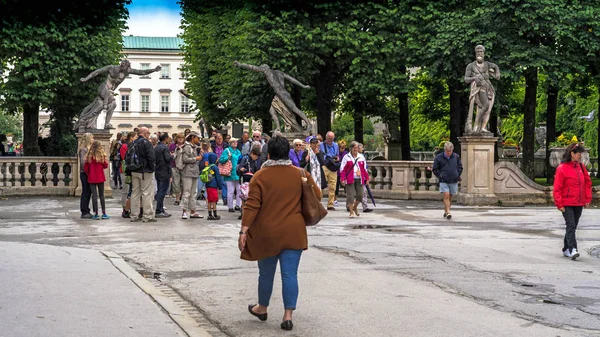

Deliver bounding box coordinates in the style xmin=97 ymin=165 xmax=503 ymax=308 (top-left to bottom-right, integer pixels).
xmin=502 ymin=146 xmax=518 ymax=158
xmin=549 ymin=147 xmax=590 ymax=168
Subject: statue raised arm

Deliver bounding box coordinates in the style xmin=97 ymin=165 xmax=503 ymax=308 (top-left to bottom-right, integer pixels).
xmin=75 ymin=60 xmax=162 ymax=131
xmin=233 ymin=60 xmax=314 ymax=134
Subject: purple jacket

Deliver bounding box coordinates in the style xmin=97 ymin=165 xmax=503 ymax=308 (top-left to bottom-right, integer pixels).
xmin=289 ymin=149 xmax=304 ymax=168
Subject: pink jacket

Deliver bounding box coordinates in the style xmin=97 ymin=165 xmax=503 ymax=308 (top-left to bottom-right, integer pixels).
xmin=339 ymin=153 xmax=369 ymax=185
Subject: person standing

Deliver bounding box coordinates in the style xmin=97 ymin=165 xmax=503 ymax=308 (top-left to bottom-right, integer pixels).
xmin=219 ymin=138 xmax=242 ymax=213
xmin=357 ymin=143 xmax=373 ymax=213
xmin=84 ymin=141 xmax=109 ymax=220
xmin=320 ymin=131 xmax=340 ymax=211
xmin=204 ymin=152 xmax=223 ymax=220
xmin=300 ymin=136 xmax=327 ymax=191
xmin=171 ymin=133 xmax=185 ymax=205
xmin=238 ymin=131 xmax=251 ymax=155
xmin=180 ymin=132 xmax=203 ymax=219
xmin=334 ymin=140 xmax=348 ymax=207
xmin=120 ymin=131 xmax=137 ymax=218
xmin=109 ymin=138 xmax=122 ymax=189
xmin=289 ymin=139 xmax=304 ymax=168
xmin=432 ymin=141 xmax=463 ymax=220
xmin=129 ymin=127 xmax=157 ymax=223
xmin=553 ymin=143 xmax=592 ymax=260
xmin=339 ymin=141 xmax=369 ymax=218
xmin=239 ymin=136 xmax=321 ymax=332
xmin=78 ymin=133 xmax=94 ymax=219
xmin=211 ymin=133 xmax=230 ymax=205
xmin=236 ymin=145 xmax=262 ymax=220
xmin=155 ymin=133 xmax=174 ymax=218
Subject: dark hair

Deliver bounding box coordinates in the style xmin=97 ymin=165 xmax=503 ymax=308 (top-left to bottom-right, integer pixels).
xmin=562 ymin=142 xmax=584 ymax=162
xmin=126 ymin=131 xmax=136 ymax=142
xmin=159 ymin=133 xmax=169 ymax=142
xmin=267 ymin=136 xmax=290 ymax=161
xmin=250 ymin=146 xmax=262 ymax=157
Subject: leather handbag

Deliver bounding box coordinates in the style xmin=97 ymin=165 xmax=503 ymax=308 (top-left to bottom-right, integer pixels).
xmin=300 ymin=169 xmax=328 ymax=226
xmin=218 ymin=149 xmax=232 ymax=176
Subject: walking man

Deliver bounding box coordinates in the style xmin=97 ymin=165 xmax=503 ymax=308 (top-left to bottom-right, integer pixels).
xmin=320 ymin=131 xmax=340 ymax=210
xmin=155 ymin=133 xmax=173 ymax=218
xmin=432 ymin=141 xmax=463 ymax=219
xmin=129 ymin=127 xmax=157 ymax=223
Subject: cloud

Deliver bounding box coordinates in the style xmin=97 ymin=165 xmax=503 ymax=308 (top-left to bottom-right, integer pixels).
xmin=125 ymin=8 xmax=182 ymax=37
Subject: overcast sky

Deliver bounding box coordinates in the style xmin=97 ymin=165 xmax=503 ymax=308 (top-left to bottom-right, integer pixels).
xmin=124 ymin=0 xmax=182 ymax=37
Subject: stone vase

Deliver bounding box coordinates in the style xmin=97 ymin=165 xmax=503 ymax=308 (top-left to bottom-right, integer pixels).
xmin=549 ymin=147 xmax=590 ymax=168
xmin=502 ymin=146 xmax=518 ymax=158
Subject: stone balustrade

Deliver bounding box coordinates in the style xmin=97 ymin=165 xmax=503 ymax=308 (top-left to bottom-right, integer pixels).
xmin=0 ymin=157 xmax=78 ymax=196
xmin=366 ymin=160 xmax=443 ymax=200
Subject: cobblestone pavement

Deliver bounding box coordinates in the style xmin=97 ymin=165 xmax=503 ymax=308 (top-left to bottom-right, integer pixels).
xmin=1 ymin=193 xmax=599 ymax=337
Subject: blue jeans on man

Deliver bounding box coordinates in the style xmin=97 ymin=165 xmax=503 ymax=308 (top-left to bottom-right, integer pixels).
xmin=155 ymin=177 xmax=170 ymax=214
xmin=220 ymin=176 xmax=227 ymax=203
xmin=257 ymin=249 xmax=303 ymax=309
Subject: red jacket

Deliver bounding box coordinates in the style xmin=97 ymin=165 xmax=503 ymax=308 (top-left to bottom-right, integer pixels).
xmin=84 ymin=158 xmax=109 ymax=184
xmin=339 ymin=153 xmax=369 ymax=186
xmin=553 ymin=161 xmax=592 ymax=209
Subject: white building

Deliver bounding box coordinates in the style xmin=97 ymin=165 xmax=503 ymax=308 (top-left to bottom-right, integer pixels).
xmin=41 ymin=36 xmax=203 ymax=139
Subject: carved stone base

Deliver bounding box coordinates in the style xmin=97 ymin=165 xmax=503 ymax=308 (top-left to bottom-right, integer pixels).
xmin=458 ymin=135 xmax=498 ymax=205
xmin=75 ymin=131 xmax=113 ymax=198
xmin=457 ymin=193 xmax=498 ymax=206
xmin=281 ymin=132 xmax=309 ymax=144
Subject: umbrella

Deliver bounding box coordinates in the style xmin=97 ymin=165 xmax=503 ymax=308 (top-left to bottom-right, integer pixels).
xmin=365 ymin=184 xmax=376 ymax=207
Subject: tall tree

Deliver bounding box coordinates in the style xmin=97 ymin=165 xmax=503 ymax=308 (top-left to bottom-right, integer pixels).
xmin=0 ymin=1 xmax=130 ymax=155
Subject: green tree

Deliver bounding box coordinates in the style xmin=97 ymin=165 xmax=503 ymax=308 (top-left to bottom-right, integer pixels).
xmin=0 ymin=112 xmax=22 ymax=141
xmin=0 ymin=1 xmax=130 ymax=155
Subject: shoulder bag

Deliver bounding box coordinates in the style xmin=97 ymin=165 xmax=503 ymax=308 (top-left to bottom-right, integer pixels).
xmin=300 ymin=169 xmax=328 ymax=226
xmin=323 ymin=144 xmax=341 ymax=172
xmin=218 ymin=148 xmax=232 ymax=176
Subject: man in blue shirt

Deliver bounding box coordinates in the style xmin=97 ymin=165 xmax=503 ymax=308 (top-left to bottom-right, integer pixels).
xmin=432 ymin=141 xmax=463 ymax=220
xmin=320 ymin=131 xmax=340 ymax=210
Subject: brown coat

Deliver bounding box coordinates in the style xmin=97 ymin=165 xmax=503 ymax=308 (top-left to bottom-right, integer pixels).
xmin=241 ymin=164 xmax=321 ymax=261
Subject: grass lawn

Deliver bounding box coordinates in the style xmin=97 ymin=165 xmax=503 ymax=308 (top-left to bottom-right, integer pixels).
xmin=535 ymin=177 xmax=600 ymax=187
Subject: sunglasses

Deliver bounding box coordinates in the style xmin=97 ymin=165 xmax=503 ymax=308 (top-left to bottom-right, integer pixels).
xmin=295 ymin=144 xmax=302 ymax=147
xmin=253 ymin=136 xmax=261 ymax=138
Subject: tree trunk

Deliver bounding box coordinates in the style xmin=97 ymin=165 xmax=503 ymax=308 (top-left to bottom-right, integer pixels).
xmin=23 ymin=102 xmax=41 ymax=156
xmin=353 ymin=101 xmax=364 ymax=144
xmin=448 ymin=79 xmax=463 ymax=155
xmin=398 ymin=92 xmax=410 ymax=160
xmin=490 ymin=107 xmax=499 ymax=162
xmin=522 ymin=68 xmax=538 ymax=180
xmin=545 ymin=86 xmax=558 ymax=184
xmin=314 ymin=63 xmax=335 ymax=136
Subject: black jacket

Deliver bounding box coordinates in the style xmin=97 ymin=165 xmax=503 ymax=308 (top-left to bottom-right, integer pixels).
xmin=132 ymin=136 xmax=156 ymax=173
xmin=154 ymin=142 xmax=173 ymax=180
xmin=236 ymin=155 xmax=262 ymax=183
xmin=300 ymin=150 xmax=328 ymax=189
xmin=432 ymin=152 xmax=463 ymax=184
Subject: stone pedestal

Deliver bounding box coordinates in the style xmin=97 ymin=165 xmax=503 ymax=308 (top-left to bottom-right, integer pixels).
xmin=281 ymin=132 xmax=310 ymax=144
xmin=75 ymin=130 xmax=113 ymax=198
xmin=457 ymin=136 xmax=498 ymax=205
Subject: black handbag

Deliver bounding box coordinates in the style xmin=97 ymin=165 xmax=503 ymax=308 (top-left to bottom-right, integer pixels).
xmin=323 ymin=145 xmax=340 ymax=172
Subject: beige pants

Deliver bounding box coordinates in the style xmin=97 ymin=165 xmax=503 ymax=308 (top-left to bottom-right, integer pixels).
xmin=345 ymin=179 xmax=364 ymax=207
xmin=171 ymin=168 xmax=182 ymax=195
xmin=130 ymin=172 xmax=155 ymax=220
xmin=181 ymin=176 xmax=198 ymax=212
xmin=322 ymin=166 xmax=338 ymax=208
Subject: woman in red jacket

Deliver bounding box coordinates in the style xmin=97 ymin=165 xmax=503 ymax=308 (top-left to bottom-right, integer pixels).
xmin=84 ymin=141 xmax=110 ymax=220
xmin=553 ymin=143 xmax=592 ymax=260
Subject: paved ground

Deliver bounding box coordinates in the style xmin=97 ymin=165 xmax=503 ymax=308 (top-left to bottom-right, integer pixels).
xmin=0 ymin=192 xmax=599 ymax=337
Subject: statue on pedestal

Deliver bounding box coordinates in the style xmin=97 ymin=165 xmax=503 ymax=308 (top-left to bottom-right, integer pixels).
xmin=75 ymin=60 xmax=161 ymax=131
xmin=233 ymin=61 xmax=313 ymax=134
xmin=464 ymin=45 xmax=501 ymax=135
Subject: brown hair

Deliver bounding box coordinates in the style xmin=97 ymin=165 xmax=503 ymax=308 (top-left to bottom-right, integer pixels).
xmin=86 ymin=141 xmax=106 ymax=163
xmin=562 ymin=142 xmax=584 ymax=162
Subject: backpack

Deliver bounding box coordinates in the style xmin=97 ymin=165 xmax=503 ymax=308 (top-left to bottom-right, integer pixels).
xmin=200 ymin=164 xmax=216 ymax=183
xmin=124 ymin=141 xmax=143 ymax=173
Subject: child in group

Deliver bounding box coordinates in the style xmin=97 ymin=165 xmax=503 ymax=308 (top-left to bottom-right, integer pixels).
xmin=204 ymin=152 xmax=223 ymax=220
xmin=84 ymin=141 xmax=110 ymax=220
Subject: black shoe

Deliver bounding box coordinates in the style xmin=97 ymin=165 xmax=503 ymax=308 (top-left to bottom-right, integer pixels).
xmin=213 ymin=215 xmax=221 ymax=220
xmin=228 ymin=208 xmax=235 ymax=213
xmin=364 ymin=208 xmax=374 ymax=213
xmin=280 ymin=320 xmax=293 ymax=331
xmin=121 ymin=211 xmax=131 ymax=218
xmin=234 ymin=205 xmax=241 ymax=211
xmin=207 ymin=215 xmax=215 ymax=220
xmin=81 ymin=213 xmax=92 ymax=219
xmin=248 ymin=304 xmax=267 ymax=321
xmin=327 ymin=207 xmax=336 ymax=211
xmin=174 ymin=200 xmax=180 ymax=206
xmin=238 ymin=215 xmax=242 ymax=220
xmin=223 ymin=199 xmax=227 ymax=205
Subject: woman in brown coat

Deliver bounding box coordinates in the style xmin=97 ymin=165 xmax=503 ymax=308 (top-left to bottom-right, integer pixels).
xmin=238 ymin=136 xmax=321 ymax=331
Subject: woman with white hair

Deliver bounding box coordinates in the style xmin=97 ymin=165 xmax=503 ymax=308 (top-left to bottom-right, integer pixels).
xmin=288 ymin=139 xmax=304 ymax=168
xmin=78 ymin=133 xmax=94 ymax=218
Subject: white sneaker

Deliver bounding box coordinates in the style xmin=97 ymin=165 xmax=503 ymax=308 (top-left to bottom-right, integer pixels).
xmin=182 ymin=211 xmax=188 ymax=219
xmin=334 ymin=200 xmax=339 ymax=206
xmin=563 ymin=250 xmax=571 ymax=258
xmin=571 ymin=248 xmax=580 ymax=260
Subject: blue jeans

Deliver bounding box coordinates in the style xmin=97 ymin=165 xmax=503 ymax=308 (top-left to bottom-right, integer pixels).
xmin=220 ymin=176 xmax=227 ymax=201
xmin=155 ymin=176 xmax=170 ymax=214
xmin=257 ymin=249 xmax=303 ymax=310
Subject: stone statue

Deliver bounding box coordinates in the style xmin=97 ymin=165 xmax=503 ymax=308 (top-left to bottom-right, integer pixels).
xmin=233 ymin=61 xmax=313 ymax=134
xmin=464 ymin=45 xmax=501 ymax=135
xmin=75 ymin=60 xmax=161 ymax=131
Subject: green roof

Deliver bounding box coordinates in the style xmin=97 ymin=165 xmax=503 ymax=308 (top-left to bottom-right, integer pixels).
xmin=122 ymin=36 xmax=183 ymax=51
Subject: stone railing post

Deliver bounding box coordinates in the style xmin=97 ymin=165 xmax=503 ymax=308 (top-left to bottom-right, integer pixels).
xmin=75 ymin=130 xmax=113 ymax=197
xmin=457 ymin=136 xmax=499 ymax=205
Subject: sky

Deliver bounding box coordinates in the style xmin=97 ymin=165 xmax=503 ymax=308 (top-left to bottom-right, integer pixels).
xmin=124 ymin=0 xmax=182 ymax=37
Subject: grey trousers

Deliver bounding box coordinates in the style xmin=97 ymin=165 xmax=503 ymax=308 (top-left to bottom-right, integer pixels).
xmin=130 ymin=172 xmax=155 ymax=221
xmin=181 ymin=176 xmax=198 ymax=212
xmin=345 ymin=179 xmax=364 ymax=207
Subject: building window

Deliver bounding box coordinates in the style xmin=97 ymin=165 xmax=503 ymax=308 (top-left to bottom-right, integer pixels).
xmin=141 ymin=95 xmax=150 ymax=112
xmin=121 ymin=95 xmax=130 ymax=112
xmin=179 ymin=68 xmax=189 ymax=79
xmin=161 ymin=95 xmax=169 ymax=112
xmin=160 ymin=64 xmax=170 ymax=79
xmin=140 ymin=63 xmax=151 ymax=79
xmin=181 ymin=95 xmax=189 ymax=113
